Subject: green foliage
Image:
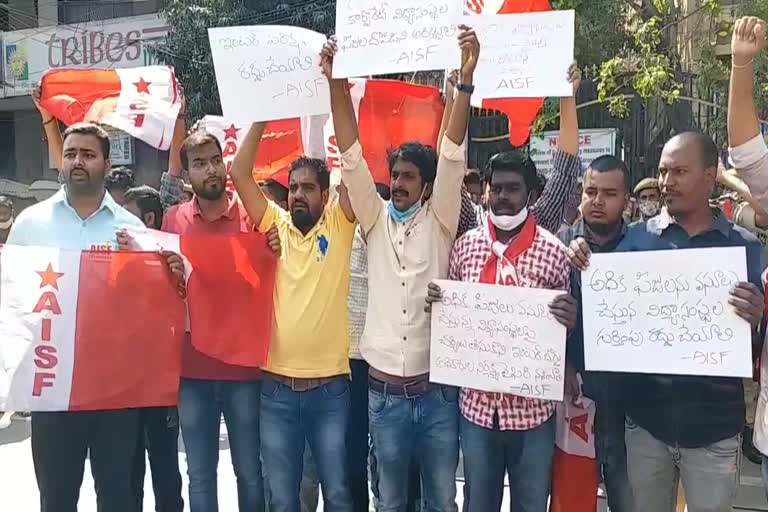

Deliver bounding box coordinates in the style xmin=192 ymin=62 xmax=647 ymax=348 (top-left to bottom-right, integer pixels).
xmin=150 ymin=0 xmax=335 ymax=122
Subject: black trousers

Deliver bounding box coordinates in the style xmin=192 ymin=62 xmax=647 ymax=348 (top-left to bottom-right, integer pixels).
xmin=32 ymin=409 xmax=141 ymax=512
xmin=132 ymin=407 xmax=184 ymax=512
xmin=348 ymin=359 xmax=370 ymax=511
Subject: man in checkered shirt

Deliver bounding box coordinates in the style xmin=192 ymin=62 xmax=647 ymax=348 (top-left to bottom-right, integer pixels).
xmin=426 ymin=70 xmax=583 ymax=511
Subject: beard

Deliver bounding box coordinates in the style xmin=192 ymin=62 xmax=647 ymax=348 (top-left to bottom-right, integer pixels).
xmin=291 ymin=208 xmax=318 ymax=232
xmin=194 ymin=177 xmax=225 ymax=201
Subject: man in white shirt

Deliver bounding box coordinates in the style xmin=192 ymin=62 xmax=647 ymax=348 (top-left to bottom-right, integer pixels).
xmin=320 ymin=28 xmax=478 ymax=511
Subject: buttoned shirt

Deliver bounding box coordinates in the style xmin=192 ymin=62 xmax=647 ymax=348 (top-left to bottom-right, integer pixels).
xmin=7 ymin=188 xmax=143 ymax=250
xmin=449 ymin=223 xmax=571 ymax=431
xmin=341 ymin=135 xmax=465 ymax=377
xmin=618 ymin=208 xmax=763 ymax=448
xmin=347 ymin=227 xmax=368 ymax=360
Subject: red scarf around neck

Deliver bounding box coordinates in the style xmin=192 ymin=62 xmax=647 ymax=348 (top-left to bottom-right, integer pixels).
xmin=479 ymin=214 xmax=537 ymax=285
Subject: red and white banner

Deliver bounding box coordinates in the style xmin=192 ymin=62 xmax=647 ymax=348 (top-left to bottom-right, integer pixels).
xmin=0 ymin=245 xmax=186 ymax=412
xmin=466 ymin=0 xmax=552 ymax=146
xmin=127 ymin=229 xmax=277 ymax=368
xmin=201 ymin=79 xmax=444 ymax=187
xmin=39 ymin=66 xmax=182 ymax=150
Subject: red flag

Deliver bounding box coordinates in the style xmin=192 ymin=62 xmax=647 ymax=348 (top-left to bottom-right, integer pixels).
xmin=200 ymin=116 xmax=305 ymax=190
xmin=181 ymin=232 xmax=277 ymax=368
xmin=39 ymin=66 xmax=181 ymax=150
xmin=0 ymin=246 xmax=186 ymax=412
xmin=357 ymin=80 xmax=444 ymax=184
xmin=466 ymin=0 xmax=552 ymax=146
xmin=127 ymin=229 xmax=277 ymax=369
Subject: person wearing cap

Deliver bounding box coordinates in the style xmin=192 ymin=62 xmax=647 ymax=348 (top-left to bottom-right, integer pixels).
xmin=633 ymin=177 xmax=661 ymax=222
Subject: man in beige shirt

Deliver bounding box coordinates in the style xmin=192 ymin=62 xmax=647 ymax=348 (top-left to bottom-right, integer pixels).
xmin=319 ymin=27 xmax=479 ymax=511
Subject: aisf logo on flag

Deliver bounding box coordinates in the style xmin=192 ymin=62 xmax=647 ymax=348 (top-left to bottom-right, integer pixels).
xmin=30 ymin=262 xmax=65 ymax=397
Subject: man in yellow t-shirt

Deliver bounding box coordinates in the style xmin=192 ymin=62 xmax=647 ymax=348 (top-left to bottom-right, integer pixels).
xmin=230 ymin=122 xmax=357 ymax=512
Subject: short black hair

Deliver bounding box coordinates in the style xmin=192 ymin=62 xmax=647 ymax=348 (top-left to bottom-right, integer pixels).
xmin=63 ymin=122 xmax=110 ymax=159
xmin=675 ymin=131 xmax=720 ymax=169
xmin=124 ymin=186 xmax=163 ymax=229
xmin=375 ymin=183 xmax=391 ymax=201
xmin=263 ymin=179 xmax=288 ymax=203
xmin=388 ymin=142 xmax=438 ymax=185
xmin=485 ymin=150 xmax=538 ymax=191
xmin=105 ymin=167 xmax=136 ymax=192
xmin=180 ymin=130 xmax=223 ymax=170
xmin=588 ymin=155 xmax=629 ymax=191
xmin=289 ymin=156 xmax=330 ymax=191
xmin=464 ymin=169 xmax=482 ymax=186
xmin=534 ymin=173 xmax=547 ymax=194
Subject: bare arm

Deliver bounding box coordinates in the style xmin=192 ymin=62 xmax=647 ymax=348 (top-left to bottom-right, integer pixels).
xmin=168 ymin=107 xmax=186 ymax=178
xmin=230 ymin=122 xmax=270 ymax=227
xmin=728 ymin=17 xmax=765 ymax=148
xmin=558 ymin=63 xmax=581 ymax=156
xmin=33 ymin=82 xmax=63 ymax=171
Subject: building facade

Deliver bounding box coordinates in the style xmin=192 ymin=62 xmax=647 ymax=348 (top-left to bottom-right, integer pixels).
xmin=0 ymin=0 xmax=169 ymax=197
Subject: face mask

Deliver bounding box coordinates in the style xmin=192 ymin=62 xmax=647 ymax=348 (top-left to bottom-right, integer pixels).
xmin=388 ymin=186 xmax=426 ymax=224
xmin=638 ymin=200 xmax=660 ymax=218
xmin=0 ymin=217 xmax=13 ymax=230
xmin=489 ymin=206 xmax=528 ymax=231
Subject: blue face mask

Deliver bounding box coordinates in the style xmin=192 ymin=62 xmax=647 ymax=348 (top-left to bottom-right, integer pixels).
xmin=388 ymin=200 xmax=421 ymax=223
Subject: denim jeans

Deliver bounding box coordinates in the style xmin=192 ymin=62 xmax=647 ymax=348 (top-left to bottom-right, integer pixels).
xmin=460 ymin=414 xmax=555 ymax=512
xmin=368 ymin=384 xmax=459 ymax=512
xmin=260 ymin=375 xmax=353 ymax=512
xmin=132 ymin=407 xmax=184 ymax=512
xmin=178 ymin=378 xmax=264 ymax=512
xmin=625 ymin=418 xmax=740 ymax=512
xmin=595 ymin=400 xmax=634 ymax=512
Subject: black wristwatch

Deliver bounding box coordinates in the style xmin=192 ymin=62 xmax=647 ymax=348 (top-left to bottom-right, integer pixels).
xmin=457 ymin=83 xmax=475 ymax=95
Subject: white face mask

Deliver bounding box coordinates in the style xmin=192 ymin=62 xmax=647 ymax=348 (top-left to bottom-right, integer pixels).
xmin=638 ymin=200 xmax=660 ymax=218
xmin=489 ymin=206 xmax=528 ymax=231
xmin=0 ymin=217 xmax=13 ymax=230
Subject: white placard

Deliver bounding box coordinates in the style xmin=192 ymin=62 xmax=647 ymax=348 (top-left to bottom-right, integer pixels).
xmin=470 ymin=10 xmax=575 ymax=101
xmin=208 ymin=26 xmax=331 ymax=122
xmin=530 ymin=128 xmax=617 ymax=179
xmin=430 ymin=280 xmax=567 ymax=401
xmin=333 ymin=0 xmax=462 ymax=78
xmin=582 ymin=248 xmax=752 ymax=378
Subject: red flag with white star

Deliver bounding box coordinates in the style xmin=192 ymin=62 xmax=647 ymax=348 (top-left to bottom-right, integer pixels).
xmin=0 ymin=245 xmax=186 ymax=412
xmin=38 ymin=66 xmax=182 ymax=150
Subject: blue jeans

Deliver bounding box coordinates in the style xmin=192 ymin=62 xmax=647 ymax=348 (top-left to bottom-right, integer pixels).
xmin=460 ymin=415 xmax=555 ymax=512
xmin=178 ymin=379 xmax=264 ymax=512
xmin=260 ymin=375 xmax=353 ymax=512
xmin=368 ymin=384 xmax=459 ymax=512
xmin=595 ymin=400 xmax=634 ymax=512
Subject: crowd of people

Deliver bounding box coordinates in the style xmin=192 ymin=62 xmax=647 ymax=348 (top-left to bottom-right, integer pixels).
xmin=6 ymin=15 xmax=768 ymax=512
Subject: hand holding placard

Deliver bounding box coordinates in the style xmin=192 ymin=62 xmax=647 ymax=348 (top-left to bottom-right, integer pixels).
xmin=581 ymin=247 xmax=753 ymax=378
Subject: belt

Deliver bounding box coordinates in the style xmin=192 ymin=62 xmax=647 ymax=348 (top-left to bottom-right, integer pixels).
xmin=265 ymin=373 xmax=343 ymax=392
xmin=368 ymin=376 xmax=436 ymax=398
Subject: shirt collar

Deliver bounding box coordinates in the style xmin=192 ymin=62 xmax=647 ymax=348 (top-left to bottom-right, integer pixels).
xmin=52 ymin=187 xmax=120 ymax=217
xmin=656 ymin=207 xmax=731 ymax=237
xmin=571 ymin=218 xmax=627 ymax=247
xmin=191 ymin=191 xmax=238 ymax=221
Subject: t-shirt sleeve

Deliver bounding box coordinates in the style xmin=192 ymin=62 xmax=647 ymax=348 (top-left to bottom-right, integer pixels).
xmin=257 ymin=201 xmax=289 ymax=233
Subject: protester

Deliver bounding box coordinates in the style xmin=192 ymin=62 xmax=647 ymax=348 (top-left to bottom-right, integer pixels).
xmin=32 ymin=82 xmax=63 ymax=175
xmin=105 ymin=167 xmax=136 ymax=205
xmin=122 ymin=185 xmax=185 ymax=512
xmin=633 ymin=177 xmax=661 ymax=222
xmin=318 ymin=27 xmax=477 ymax=511
xmin=558 ymin=155 xmax=635 ymax=512
xmin=726 ymin=14 xmax=768 ymax=498
xmin=161 ymin=130 xmax=268 ymax=512
xmin=464 ymin=169 xmax=483 ymax=206
xmin=571 ymin=132 xmax=764 ymax=512
xmin=230 ymin=114 xmax=357 ymax=509
xmin=424 ymin=147 xmax=578 ymax=512
xmin=6 ymin=122 xmax=184 ymax=512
